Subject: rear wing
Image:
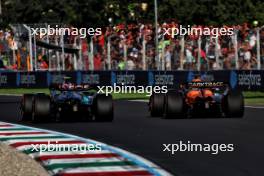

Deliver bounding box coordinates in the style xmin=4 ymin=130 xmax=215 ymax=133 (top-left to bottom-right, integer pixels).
xmin=49 ymin=84 xmax=99 ymax=91
xmin=188 ymin=82 xmax=226 ymax=88
xmin=180 ymin=82 xmax=230 ymax=90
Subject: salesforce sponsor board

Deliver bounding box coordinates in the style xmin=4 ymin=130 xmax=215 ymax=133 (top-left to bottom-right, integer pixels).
xmin=0 ymin=72 xmax=16 ymax=88
xmin=154 ymin=75 xmax=174 ymax=85
xmin=49 ymin=72 xmax=76 ymax=85
xmin=79 ymin=71 xmax=111 ymax=86
xmin=18 ymin=72 xmax=47 ymax=87
xmin=81 ymin=74 xmax=100 ymax=84
xmin=116 ymin=74 xmax=135 ymax=85
xmin=237 ymin=71 xmax=263 ymax=90
xmin=112 ymin=71 xmax=148 ymax=86
xmin=0 ymin=70 xmax=263 ymax=90
xmin=0 ymin=75 xmax=7 ymax=84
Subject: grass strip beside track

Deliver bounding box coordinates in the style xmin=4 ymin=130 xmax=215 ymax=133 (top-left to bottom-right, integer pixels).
xmin=0 ymin=88 xmax=263 ymax=105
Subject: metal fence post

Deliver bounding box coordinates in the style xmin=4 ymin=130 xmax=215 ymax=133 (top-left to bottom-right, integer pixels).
xmin=73 ymin=53 xmax=77 ymax=71
xmin=234 ymin=31 xmax=239 ymax=69
xmin=180 ymin=36 xmax=185 ymax=70
xmin=197 ymin=36 xmax=201 ymax=71
xmin=154 ymin=0 xmax=159 ymax=71
xmin=46 ymin=24 xmax=50 ymax=71
xmin=123 ymin=42 xmax=127 ymax=70
xmin=55 ymin=36 xmax=60 ymax=71
xmin=215 ymin=35 xmax=220 ymax=70
xmin=205 ymin=37 xmax=210 ymax=70
xmin=79 ymin=38 xmax=83 ymax=70
xmin=142 ymin=35 xmax=146 ymax=70
xmin=33 ymin=34 xmax=37 ymax=71
xmin=89 ymin=38 xmax=94 ymax=70
xmin=73 ymin=36 xmax=78 ymax=71
xmin=107 ymin=37 xmax=111 ymax=70
xmin=23 ymin=24 xmax=33 ymax=71
xmin=160 ymin=38 xmax=165 ymax=70
xmin=12 ymin=37 xmax=17 ymax=67
xmin=60 ymin=34 xmax=65 ymax=71
xmin=256 ymin=28 xmax=261 ymax=70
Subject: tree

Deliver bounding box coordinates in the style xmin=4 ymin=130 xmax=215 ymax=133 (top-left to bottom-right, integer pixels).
xmin=1 ymin=0 xmax=263 ymax=27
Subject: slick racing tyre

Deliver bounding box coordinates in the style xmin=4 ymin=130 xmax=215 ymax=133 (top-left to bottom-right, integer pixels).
xmin=32 ymin=94 xmax=51 ymax=122
xmin=223 ymin=91 xmax=244 ymax=118
xmin=149 ymin=93 xmax=165 ymax=117
xmin=94 ymin=94 xmax=113 ymax=122
xmin=164 ymin=92 xmax=186 ymax=119
xmin=20 ymin=94 xmax=34 ymax=121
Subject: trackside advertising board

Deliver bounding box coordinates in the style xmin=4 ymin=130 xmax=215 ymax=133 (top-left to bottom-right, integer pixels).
xmin=0 ymin=70 xmax=263 ymax=91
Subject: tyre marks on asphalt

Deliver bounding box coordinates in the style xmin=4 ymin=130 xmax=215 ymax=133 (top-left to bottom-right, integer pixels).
xmin=0 ymin=122 xmax=171 ymax=176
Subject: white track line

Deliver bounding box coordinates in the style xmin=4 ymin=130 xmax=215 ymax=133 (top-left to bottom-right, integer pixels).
xmin=43 ymin=157 xmax=123 ymax=165
xmin=129 ymin=100 xmax=264 ymax=109
xmin=245 ymin=106 xmax=264 ymax=109
xmin=0 ymin=134 xmax=61 ymax=139
xmin=128 ymin=99 xmax=148 ymax=102
xmin=29 ymin=150 xmax=112 ymax=158
xmin=56 ymin=166 xmax=148 ymax=175
xmin=4 ymin=138 xmax=75 ymax=144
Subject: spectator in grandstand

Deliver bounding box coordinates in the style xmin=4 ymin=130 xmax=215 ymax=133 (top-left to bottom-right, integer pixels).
xmin=2 ymin=22 xmax=263 ymax=71
xmin=185 ymin=45 xmax=194 ymax=70
xmin=127 ymin=57 xmax=136 ymax=70
xmin=94 ymin=53 xmax=102 ymax=70
xmin=165 ymin=45 xmax=172 ymax=70
xmin=0 ymin=56 xmax=5 ymax=69
xmin=117 ymin=58 xmax=126 ymax=70
xmin=37 ymin=54 xmax=48 ymax=70
xmin=65 ymin=55 xmax=74 ymax=71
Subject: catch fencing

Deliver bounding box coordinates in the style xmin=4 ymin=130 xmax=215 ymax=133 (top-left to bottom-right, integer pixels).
xmin=1 ymin=24 xmax=263 ymax=71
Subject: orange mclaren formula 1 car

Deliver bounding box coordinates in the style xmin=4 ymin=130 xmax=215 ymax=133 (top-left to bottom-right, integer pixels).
xmin=149 ymin=81 xmax=244 ymax=118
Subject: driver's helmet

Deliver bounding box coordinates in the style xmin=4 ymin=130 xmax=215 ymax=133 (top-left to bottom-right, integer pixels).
xmin=192 ymin=75 xmax=202 ymax=82
xmin=62 ymin=83 xmax=69 ymax=90
xmin=69 ymin=83 xmax=75 ymax=90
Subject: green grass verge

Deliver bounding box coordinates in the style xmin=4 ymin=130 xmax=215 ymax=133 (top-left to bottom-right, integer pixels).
xmin=244 ymin=98 xmax=264 ymax=106
xmin=0 ymin=88 xmax=149 ymax=100
xmin=0 ymin=89 xmax=263 ymax=105
xmin=0 ymin=89 xmax=50 ymax=95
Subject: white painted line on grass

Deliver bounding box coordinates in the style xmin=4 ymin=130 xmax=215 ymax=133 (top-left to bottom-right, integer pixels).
xmin=245 ymin=106 xmax=264 ymax=109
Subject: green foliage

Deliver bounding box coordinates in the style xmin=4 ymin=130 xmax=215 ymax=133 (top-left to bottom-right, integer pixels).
xmin=1 ymin=0 xmax=263 ymax=26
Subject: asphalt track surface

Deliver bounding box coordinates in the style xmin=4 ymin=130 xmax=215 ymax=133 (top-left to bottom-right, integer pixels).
xmin=0 ymin=95 xmax=263 ymax=176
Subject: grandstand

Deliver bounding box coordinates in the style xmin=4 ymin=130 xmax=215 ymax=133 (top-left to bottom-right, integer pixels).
xmin=1 ymin=23 xmax=263 ymax=71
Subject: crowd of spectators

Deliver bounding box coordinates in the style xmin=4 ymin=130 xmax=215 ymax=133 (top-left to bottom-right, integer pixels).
xmin=93 ymin=22 xmax=264 ymax=70
xmin=0 ymin=28 xmax=49 ymax=71
xmin=0 ymin=29 xmax=16 ymax=70
xmin=1 ymin=22 xmax=264 ymax=71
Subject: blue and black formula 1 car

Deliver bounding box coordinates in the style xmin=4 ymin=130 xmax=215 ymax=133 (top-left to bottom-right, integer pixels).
xmin=20 ymin=84 xmax=113 ymax=122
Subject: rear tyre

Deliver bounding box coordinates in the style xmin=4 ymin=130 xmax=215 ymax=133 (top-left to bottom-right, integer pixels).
xmin=164 ymin=92 xmax=186 ymax=119
xmin=149 ymin=93 xmax=165 ymax=117
xmin=94 ymin=94 xmax=113 ymax=122
xmin=32 ymin=95 xmax=51 ymax=122
xmin=223 ymin=91 xmax=244 ymax=118
xmin=20 ymin=94 xmax=34 ymax=121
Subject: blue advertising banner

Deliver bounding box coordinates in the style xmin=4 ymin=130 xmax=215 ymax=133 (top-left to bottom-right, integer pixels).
xmin=0 ymin=70 xmax=263 ymax=91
